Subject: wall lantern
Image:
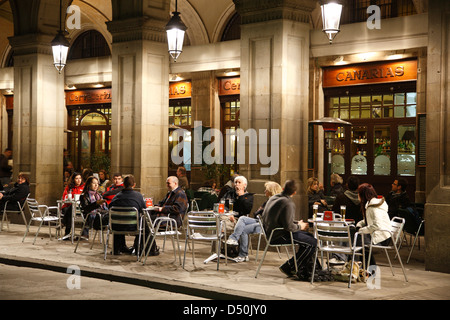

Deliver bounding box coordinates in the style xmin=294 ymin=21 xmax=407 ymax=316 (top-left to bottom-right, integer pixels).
xmin=321 ymin=1 xmax=343 ymax=44
xmin=51 ymin=0 xmax=70 ymax=73
xmin=166 ymin=0 xmax=187 ymax=62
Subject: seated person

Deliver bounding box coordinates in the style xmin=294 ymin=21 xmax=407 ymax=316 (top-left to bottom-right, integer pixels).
xmin=102 ymin=173 xmax=124 ymax=205
xmin=109 ymin=175 xmax=158 ymax=256
xmin=176 ymin=166 xmax=189 ymax=190
xmin=385 ymin=178 xmax=415 ymax=219
xmin=218 ymin=174 xmax=239 ymax=200
xmin=79 ymin=176 xmax=108 ymax=238
xmin=0 ymin=172 xmax=30 ymax=211
xmin=226 ymin=181 xmax=282 ymax=262
xmin=154 ymin=176 xmax=188 ymax=227
xmin=97 ymin=169 xmax=111 ymax=194
xmin=220 ymin=175 xmax=254 ymax=232
xmin=197 ymin=179 xmax=219 ymax=196
xmin=61 ymin=172 xmax=84 ymax=237
xmin=330 ymin=175 xmax=362 ymax=264
xmin=330 ymin=173 xmax=345 ymax=198
xmin=332 ymin=175 xmax=363 ymax=223
xmin=307 ymin=177 xmax=327 ymax=218
xmin=356 ymin=183 xmax=392 ymax=265
xmin=263 ymin=180 xmax=316 ymax=280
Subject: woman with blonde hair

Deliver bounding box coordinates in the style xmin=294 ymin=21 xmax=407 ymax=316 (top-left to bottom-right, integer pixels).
xmin=307 ymin=177 xmax=327 ymax=217
xmin=225 ymin=181 xmax=282 ymax=262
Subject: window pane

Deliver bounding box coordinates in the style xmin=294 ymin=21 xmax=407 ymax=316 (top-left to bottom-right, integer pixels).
xmin=394 ymin=106 xmax=405 ymax=118
xmin=406 ymin=92 xmax=417 ymax=104
xmin=406 ymin=105 xmax=416 ymax=117
xmin=351 ymin=126 xmax=367 ymax=175
xmin=383 ymin=106 xmax=393 ymax=118
xmin=331 ymin=97 xmax=339 ymax=108
xmin=394 ymin=93 xmax=405 ymax=105
xmin=361 ymin=107 xmax=371 ymax=119
xmin=383 ymin=94 xmax=393 ymax=106
xmin=398 ymin=125 xmax=416 ymax=176
xmin=374 ymin=125 xmax=391 ymax=175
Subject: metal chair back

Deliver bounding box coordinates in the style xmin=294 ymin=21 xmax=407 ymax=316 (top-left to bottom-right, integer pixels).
xmin=255 ymin=218 xmax=298 ymax=278
xmin=104 ymin=207 xmax=142 ymax=260
xmin=182 ymin=211 xmax=224 ymax=270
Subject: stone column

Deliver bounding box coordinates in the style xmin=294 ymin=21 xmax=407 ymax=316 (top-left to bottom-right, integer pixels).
xmin=107 ymin=1 xmax=170 ymax=201
xmin=425 ymin=0 xmax=450 ymax=273
xmin=234 ymin=0 xmax=316 ymax=219
xmin=9 ymin=33 xmax=65 ymax=206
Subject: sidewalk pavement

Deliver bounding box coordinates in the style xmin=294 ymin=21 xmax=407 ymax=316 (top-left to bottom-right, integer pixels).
xmin=1 ymin=223 xmax=449 ymax=300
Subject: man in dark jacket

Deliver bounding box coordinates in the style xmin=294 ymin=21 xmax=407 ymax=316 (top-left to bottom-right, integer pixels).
xmin=385 ymin=177 xmax=414 ymax=219
xmin=0 ymin=172 xmax=30 ymax=211
xmin=109 ymin=175 xmax=157 ymax=256
xmin=262 ymin=180 xmax=316 ymax=280
xmin=155 ymin=176 xmax=188 ymax=227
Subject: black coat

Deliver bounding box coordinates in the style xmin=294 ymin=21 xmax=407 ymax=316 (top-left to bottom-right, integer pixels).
xmin=0 ymin=182 xmax=30 ymax=210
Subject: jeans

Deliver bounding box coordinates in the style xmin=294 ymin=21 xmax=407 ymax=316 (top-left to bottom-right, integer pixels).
xmin=228 ymin=216 xmax=261 ymax=257
xmin=276 ymin=230 xmax=317 ymax=272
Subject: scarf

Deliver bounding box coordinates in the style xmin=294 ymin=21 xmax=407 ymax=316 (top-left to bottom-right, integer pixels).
xmin=88 ymin=190 xmax=107 ymax=210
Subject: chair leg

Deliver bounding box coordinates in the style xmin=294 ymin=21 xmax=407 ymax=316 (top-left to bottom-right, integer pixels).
xmin=74 ymin=218 xmax=88 ymax=253
xmin=182 ymin=237 xmax=188 ymax=269
xmin=255 ymin=243 xmax=270 ymax=278
xmin=311 ymin=248 xmax=319 ymax=285
xmin=22 ymin=219 xmax=33 ymax=242
xmin=384 ymin=248 xmax=395 ymax=276
xmin=392 ymin=243 xmax=408 ymax=282
xmin=32 ymin=219 xmax=45 ymax=245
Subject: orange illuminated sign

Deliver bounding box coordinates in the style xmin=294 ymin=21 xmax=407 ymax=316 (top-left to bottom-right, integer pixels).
xmin=323 ymin=60 xmax=417 ymax=88
xmin=66 ymin=88 xmax=112 ymax=105
xmin=219 ymin=77 xmax=240 ymax=96
xmin=169 ymin=81 xmax=191 ymax=99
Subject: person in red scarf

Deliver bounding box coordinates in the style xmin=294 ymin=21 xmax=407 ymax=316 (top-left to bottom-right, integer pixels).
xmin=102 ymin=173 xmax=124 ymax=205
xmin=61 ymin=172 xmax=84 ymax=238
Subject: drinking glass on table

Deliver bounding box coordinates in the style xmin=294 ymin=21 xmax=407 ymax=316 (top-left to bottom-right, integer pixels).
xmin=340 ymin=205 xmax=346 ymax=221
xmin=229 ymin=199 xmax=234 ymax=213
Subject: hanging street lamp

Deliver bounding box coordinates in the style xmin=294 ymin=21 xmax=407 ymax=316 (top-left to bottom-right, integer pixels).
xmin=321 ymin=1 xmax=343 ymax=44
xmin=166 ymin=0 xmax=187 ymax=62
xmin=51 ymin=0 xmax=70 ymax=73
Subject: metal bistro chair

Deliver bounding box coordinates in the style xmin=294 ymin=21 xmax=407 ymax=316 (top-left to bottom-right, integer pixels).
xmin=255 ymin=216 xmax=284 ymax=263
xmin=1 ymin=193 xmax=30 ymax=232
xmin=22 ymin=198 xmax=60 ymax=245
xmin=311 ymin=220 xmax=365 ymax=288
xmin=104 ymin=207 xmax=143 ymax=260
xmin=255 ymin=225 xmax=298 ymax=278
xmin=74 ymin=210 xmax=108 ymax=253
xmin=141 ymin=213 xmax=182 ymax=265
xmin=367 ymin=216 xmax=408 ymax=282
xmin=183 ymin=211 xmax=224 ymax=270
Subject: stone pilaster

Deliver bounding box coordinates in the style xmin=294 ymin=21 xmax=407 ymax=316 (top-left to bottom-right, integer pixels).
xmin=425 ymin=0 xmax=450 ymax=273
xmin=8 ymin=33 xmax=65 ymax=206
xmin=234 ymin=0 xmax=316 ymax=219
xmin=107 ymin=9 xmax=170 ymax=201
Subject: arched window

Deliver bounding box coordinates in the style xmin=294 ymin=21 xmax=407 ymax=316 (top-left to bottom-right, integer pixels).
xmin=68 ymin=30 xmax=111 ymax=60
xmin=221 ymin=12 xmax=241 ymax=41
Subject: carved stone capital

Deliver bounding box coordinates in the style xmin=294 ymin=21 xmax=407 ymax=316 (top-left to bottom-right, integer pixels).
xmin=8 ymin=33 xmax=54 ymax=56
xmin=233 ymin=0 xmax=317 ymax=24
xmin=107 ymin=16 xmax=166 ymax=44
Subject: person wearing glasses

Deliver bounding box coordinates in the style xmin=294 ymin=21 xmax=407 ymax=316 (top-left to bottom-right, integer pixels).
xmin=385 ymin=178 xmax=414 ymax=219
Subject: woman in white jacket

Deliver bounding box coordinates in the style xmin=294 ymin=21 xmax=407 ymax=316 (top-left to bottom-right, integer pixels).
xmin=356 ymin=183 xmax=392 ymax=264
